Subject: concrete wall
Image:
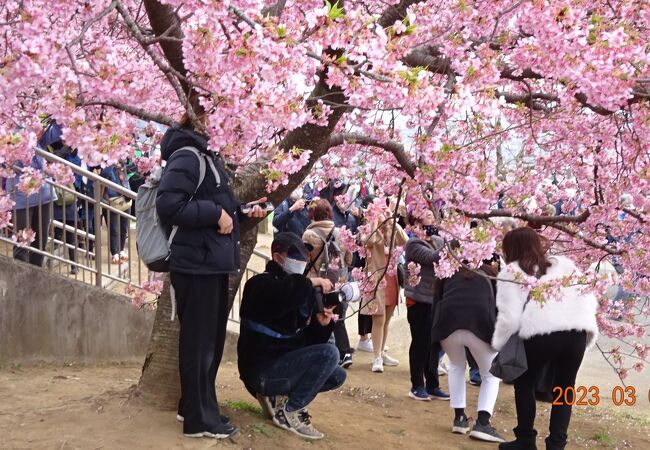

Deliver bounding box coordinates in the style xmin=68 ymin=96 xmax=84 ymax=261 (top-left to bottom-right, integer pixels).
xmin=0 ymin=256 xmax=155 ymax=364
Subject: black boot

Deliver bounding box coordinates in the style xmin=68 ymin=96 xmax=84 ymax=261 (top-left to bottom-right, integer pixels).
xmin=499 ymin=428 xmax=538 ymax=450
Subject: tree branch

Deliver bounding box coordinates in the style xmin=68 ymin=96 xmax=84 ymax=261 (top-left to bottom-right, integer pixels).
xmin=328 ymin=132 xmax=417 ymax=177
xmin=77 ymin=100 xmax=175 ymax=125
xmin=460 ymin=208 xmax=591 ymax=224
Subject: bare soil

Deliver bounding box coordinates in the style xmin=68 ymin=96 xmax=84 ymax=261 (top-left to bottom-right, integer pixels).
xmin=1 ymin=357 xmax=648 ymax=450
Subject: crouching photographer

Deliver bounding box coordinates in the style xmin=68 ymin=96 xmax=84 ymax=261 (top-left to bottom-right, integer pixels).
xmin=237 ymin=232 xmax=347 ymax=440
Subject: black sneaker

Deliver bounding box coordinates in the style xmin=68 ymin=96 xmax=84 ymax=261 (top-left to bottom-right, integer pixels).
xmin=184 ymin=422 xmax=238 ymax=439
xmin=452 ymin=416 xmax=470 ymax=434
xmin=470 ymin=422 xmax=506 ymax=443
xmin=339 ymin=353 xmax=353 ymax=369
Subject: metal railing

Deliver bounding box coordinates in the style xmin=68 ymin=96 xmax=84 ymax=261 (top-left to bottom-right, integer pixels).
xmin=1 ymin=148 xmax=271 ymax=322
xmin=1 ymin=148 xmax=141 ymax=290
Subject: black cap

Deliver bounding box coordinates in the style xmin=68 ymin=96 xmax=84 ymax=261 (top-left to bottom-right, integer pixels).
xmin=271 ymin=232 xmax=313 ymax=261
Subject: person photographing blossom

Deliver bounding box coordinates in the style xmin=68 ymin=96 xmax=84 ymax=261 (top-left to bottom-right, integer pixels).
xmin=237 ymin=232 xmax=346 ymax=440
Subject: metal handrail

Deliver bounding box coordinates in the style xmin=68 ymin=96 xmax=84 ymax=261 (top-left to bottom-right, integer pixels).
xmin=35 ymin=147 xmax=136 ymax=199
xmin=2 ymin=147 xmax=271 ymax=323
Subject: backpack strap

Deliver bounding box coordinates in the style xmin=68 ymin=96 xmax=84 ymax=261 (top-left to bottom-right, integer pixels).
xmin=304 ymin=226 xmax=336 ymax=275
xmin=165 ymin=146 xmax=209 ymax=248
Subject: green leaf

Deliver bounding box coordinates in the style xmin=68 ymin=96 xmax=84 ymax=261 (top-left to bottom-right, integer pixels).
xmin=277 ymin=24 xmax=286 ymax=38
xmin=326 ymin=1 xmax=345 ymax=20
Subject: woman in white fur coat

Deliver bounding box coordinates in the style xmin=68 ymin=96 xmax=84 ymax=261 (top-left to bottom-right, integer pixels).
xmin=493 ymin=227 xmax=598 ymax=450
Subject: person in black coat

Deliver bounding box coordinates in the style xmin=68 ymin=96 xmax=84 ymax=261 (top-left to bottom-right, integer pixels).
xmin=156 ymin=118 xmax=266 ymax=440
xmin=238 ymin=233 xmax=346 ymax=440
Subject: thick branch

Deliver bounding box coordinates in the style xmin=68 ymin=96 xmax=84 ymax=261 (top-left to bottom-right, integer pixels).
xmin=548 ymin=222 xmax=623 ymax=255
xmin=328 ymin=132 xmax=417 ymax=177
xmin=461 ymin=208 xmax=591 ymax=224
xmin=78 ymin=100 xmax=175 ymax=125
xmin=377 ymin=0 xmax=426 ymax=28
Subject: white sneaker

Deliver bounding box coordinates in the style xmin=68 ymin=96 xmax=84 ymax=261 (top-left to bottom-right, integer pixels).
xmin=357 ymin=339 xmax=373 ymax=353
xmin=371 ymin=357 xmax=384 ymax=373
xmin=382 ymin=352 xmax=399 ymax=367
xmin=438 ymin=360 xmax=448 ymax=376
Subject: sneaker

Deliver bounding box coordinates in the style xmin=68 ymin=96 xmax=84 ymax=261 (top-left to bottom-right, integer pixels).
xmin=371 ymin=357 xmax=384 ymax=373
xmin=119 ymin=250 xmax=129 ymax=262
xmin=382 ymin=352 xmax=399 ymax=367
xmin=357 ymin=339 xmax=373 ymax=353
xmin=408 ymin=386 xmax=431 ymax=401
xmin=468 ymin=368 xmax=481 ymax=384
xmin=273 ymin=406 xmax=324 ymax=440
xmin=427 ymin=387 xmax=450 ymax=401
xmin=452 ymin=416 xmax=470 ymax=434
xmin=469 ymin=422 xmax=506 ymax=443
xmin=339 ymin=353 xmax=353 ymax=369
xmin=438 ymin=360 xmax=448 ymax=376
xmin=176 ymin=413 xmax=230 ymax=424
xmin=184 ymin=422 xmax=238 ymax=439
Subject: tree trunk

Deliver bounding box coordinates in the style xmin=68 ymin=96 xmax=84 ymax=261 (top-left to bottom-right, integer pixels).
xmin=133 ymin=276 xmax=180 ymax=409
xmin=136 ymin=1 xmax=348 ymax=409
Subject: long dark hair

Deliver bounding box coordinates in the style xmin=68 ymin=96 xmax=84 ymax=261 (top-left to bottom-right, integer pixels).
xmin=502 ymin=227 xmax=551 ymax=276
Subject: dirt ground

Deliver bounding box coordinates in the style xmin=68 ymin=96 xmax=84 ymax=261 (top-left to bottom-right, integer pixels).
xmin=1 ymin=355 xmax=648 ymax=450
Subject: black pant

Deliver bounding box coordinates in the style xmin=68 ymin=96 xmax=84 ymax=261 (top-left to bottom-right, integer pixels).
xmin=54 ymin=220 xmax=78 ymax=264
xmin=171 ymin=272 xmax=230 ymax=434
xmin=13 ymin=205 xmax=51 ymax=267
xmin=104 ymin=210 xmax=128 ymax=256
xmin=333 ymin=303 xmax=352 ymax=356
xmin=514 ymin=330 xmax=587 ymax=449
xmin=358 ymin=312 xmax=372 ymax=335
xmin=407 ymin=302 xmax=440 ymax=390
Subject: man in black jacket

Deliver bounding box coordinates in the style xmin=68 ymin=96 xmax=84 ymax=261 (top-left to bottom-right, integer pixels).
xmin=156 ymin=123 xmax=265 ymax=440
xmin=238 ymin=233 xmax=346 ymax=440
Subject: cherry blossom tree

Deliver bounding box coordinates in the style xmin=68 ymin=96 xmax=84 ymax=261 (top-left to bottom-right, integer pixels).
xmin=2 ymin=0 xmax=649 ymax=404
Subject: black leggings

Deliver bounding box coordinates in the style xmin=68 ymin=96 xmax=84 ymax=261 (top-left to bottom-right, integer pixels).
xmin=513 ymin=330 xmax=587 ymax=449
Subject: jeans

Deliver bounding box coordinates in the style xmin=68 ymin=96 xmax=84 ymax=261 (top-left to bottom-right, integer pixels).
xmin=514 ymin=330 xmax=587 ymax=449
xmin=171 ymin=272 xmax=230 ymax=434
xmin=13 ymin=204 xmax=52 ymax=267
xmin=441 ymin=329 xmax=500 ymax=414
xmin=407 ymin=302 xmax=440 ymax=390
xmin=248 ymin=343 xmax=346 ymax=412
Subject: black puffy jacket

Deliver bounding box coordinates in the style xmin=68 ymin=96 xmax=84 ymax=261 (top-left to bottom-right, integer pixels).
xmin=156 ymin=126 xmax=243 ymax=275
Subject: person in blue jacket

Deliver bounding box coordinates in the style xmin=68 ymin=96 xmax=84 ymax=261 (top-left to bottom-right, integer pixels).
xmin=6 ymin=122 xmax=58 ymax=266
xmin=155 ymin=114 xmax=265 ymax=440
xmin=272 ymin=187 xmax=310 ymax=236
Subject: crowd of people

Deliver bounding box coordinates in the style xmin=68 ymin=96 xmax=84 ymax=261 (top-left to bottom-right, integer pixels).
xmin=151 ymin=108 xmax=599 ymax=448
xmin=3 ymin=119 xmax=154 ymax=269
xmin=4 ymin=116 xmax=605 ymax=449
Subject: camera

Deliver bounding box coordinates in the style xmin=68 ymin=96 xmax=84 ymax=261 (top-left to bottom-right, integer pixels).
xmin=313 ymin=282 xmax=361 ymax=314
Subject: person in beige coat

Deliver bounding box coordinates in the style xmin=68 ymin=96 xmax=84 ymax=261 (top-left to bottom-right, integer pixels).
xmin=359 ymin=203 xmax=408 ymax=373
xmin=302 ymin=199 xmax=354 ymax=367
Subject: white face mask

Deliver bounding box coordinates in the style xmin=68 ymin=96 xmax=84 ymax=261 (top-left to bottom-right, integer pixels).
xmin=283 ymin=257 xmax=307 ymax=275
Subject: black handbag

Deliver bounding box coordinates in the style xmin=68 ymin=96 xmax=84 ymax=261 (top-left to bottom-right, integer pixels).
xmin=490 ymin=272 xmax=539 ymax=383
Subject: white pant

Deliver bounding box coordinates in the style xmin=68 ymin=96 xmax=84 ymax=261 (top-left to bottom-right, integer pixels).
xmin=440 ymin=329 xmax=500 ymax=414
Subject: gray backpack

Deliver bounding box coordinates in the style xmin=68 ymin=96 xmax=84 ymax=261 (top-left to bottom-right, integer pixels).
xmin=135 ymin=146 xmax=220 ymax=273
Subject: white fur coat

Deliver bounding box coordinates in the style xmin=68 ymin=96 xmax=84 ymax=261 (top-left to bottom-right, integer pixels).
xmin=492 ymin=255 xmax=598 ymax=351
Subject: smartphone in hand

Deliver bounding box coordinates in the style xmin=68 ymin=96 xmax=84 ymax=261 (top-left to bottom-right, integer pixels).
xmin=239 ymin=202 xmax=274 ymax=214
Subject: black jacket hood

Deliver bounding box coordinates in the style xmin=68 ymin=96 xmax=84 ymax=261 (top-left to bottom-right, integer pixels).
xmin=160 ymin=126 xmax=210 ymax=161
